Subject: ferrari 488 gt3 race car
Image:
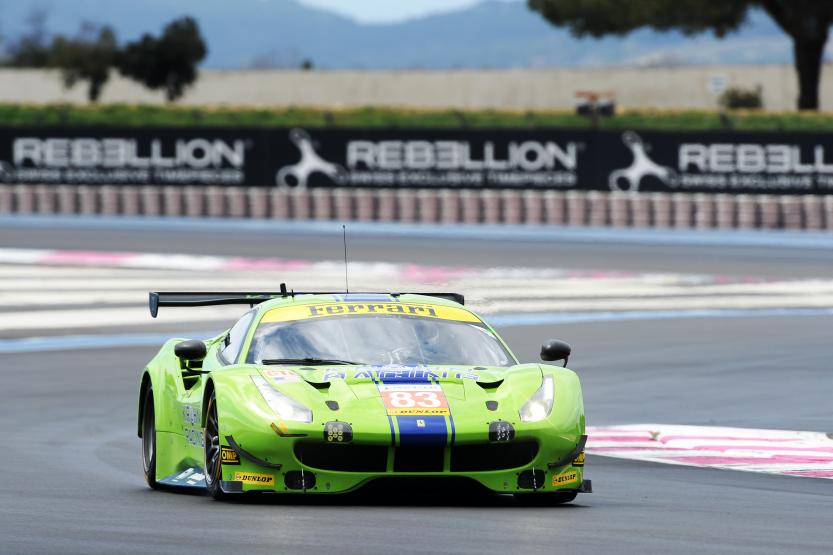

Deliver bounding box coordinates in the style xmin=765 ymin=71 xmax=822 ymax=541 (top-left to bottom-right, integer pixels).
xmin=138 ymin=289 xmax=589 ymax=503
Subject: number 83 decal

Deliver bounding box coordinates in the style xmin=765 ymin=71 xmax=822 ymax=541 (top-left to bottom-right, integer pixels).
xmin=379 ymin=384 xmax=450 ymax=416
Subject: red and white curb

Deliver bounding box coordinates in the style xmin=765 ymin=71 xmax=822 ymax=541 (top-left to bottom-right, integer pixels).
xmin=587 ymin=424 xmax=833 ymax=479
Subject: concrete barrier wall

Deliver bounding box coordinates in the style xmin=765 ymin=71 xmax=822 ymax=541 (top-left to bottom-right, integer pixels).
xmin=0 ymin=66 xmax=828 ymax=110
xmin=2 ymin=185 xmax=831 ymax=231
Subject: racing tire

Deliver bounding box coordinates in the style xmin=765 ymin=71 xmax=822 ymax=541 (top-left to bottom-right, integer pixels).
xmin=141 ymin=386 xmax=161 ymax=490
xmin=204 ymin=391 xmax=226 ymax=500
xmin=513 ymin=491 xmax=578 ymax=506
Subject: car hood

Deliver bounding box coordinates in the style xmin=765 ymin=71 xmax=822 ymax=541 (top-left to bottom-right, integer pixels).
xmin=220 ymin=362 xmax=577 ymax=445
xmin=306 ymin=364 xmax=503 ymax=383
xmin=254 ymin=363 xmax=542 ymax=406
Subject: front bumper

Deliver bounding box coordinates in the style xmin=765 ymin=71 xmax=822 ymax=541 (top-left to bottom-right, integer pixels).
xmin=219 ymin=430 xmax=589 ymax=495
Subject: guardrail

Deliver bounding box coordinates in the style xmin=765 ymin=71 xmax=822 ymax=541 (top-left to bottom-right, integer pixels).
xmin=1 ymin=185 xmax=831 ymax=231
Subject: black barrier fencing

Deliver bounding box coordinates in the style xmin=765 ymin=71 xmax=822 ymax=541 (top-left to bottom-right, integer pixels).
xmin=2 ymin=126 xmax=833 ymax=194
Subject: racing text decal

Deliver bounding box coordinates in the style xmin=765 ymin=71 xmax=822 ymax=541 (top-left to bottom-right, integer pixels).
xmin=552 ymin=470 xmax=579 ymax=487
xmin=221 ymin=446 xmax=240 ymax=465
xmin=234 ymin=472 xmax=275 ymax=486
xmin=261 ymin=302 xmax=480 ymax=324
xmin=321 ymin=366 xmax=481 ymax=381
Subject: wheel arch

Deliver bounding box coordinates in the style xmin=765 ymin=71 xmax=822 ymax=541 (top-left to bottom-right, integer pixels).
xmin=547 ymin=365 xmax=585 ymax=435
xmin=137 ymin=371 xmax=152 ymax=438
xmin=201 ymin=377 xmax=216 ymax=428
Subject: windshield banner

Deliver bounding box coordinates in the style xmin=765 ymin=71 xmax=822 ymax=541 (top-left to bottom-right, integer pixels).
xmin=261 ymin=302 xmax=481 ymax=324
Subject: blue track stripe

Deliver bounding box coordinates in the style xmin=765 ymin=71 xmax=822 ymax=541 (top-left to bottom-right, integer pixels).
xmin=488 ymin=308 xmax=833 ymax=327
xmin=4 ymin=215 xmax=833 ymax=250
xmin=2 ymin=307 xmax=832 ymax=354
xmin=0 ymin=330 xmax=219 ymax=354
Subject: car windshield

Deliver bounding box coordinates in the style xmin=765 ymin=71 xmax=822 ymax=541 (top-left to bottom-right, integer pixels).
xmin=246 ymin=313 xmax=514 ymax=367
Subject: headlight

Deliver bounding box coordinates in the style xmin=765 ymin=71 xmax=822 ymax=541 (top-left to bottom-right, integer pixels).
xmin=519 ymin=375 xmax=554 ymax=422
xmin=251 ymin=376 xmax=313 ymax=423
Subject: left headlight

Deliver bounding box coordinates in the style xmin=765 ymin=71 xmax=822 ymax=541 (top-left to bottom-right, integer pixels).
xmin=251 ymin=375 xmax=313 ymax=423
xmin=519 ymin=375 xmax=554 ymax=422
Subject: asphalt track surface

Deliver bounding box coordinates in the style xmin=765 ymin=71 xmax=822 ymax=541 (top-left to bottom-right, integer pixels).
xmin=1 ymin=220 xmax=832 ymax=554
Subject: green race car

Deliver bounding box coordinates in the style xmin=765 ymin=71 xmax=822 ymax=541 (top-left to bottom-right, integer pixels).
xmin=138 ymin=289 xmax=589 ymax=503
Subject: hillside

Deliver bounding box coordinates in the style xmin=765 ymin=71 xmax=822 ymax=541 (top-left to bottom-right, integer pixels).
xmin=0 ymin=0 xmax=793 ymax=68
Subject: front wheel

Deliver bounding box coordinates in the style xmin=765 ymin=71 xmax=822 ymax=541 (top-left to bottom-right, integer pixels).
xmin=514 ymin=491 xmax=578 ymax=506
xmin=141 ymin=386 xmax=160 ymax=489
xmin=204 ymin=391 xmax=225 ymax=500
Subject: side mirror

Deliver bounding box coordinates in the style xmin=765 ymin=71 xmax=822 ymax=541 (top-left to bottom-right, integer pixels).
xmin=540 ymin=340 xmax=571 ymax=365
xmin=175 ymin=340 xmax=207 ymax=371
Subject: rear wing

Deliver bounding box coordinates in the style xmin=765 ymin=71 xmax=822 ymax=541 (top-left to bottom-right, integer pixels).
xmin=149 ymin=287 xmax=464 ymax=318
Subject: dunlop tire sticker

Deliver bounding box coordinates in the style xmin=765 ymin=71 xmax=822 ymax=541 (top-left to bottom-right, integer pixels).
xmin=234 ymin=472 xmax=275 ymax=486
xmin=552 ymin=470 xmax=578 ymax=488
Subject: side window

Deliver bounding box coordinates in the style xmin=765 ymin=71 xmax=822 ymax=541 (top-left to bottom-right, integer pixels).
xmin=219 ymin=311 xmax=255 ymax=364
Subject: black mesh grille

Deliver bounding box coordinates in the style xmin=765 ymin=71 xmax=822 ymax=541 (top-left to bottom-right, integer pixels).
xmin=450 ymin=441 xmax=538 ymax=472
xmin=393 ymin=446 xmax=445 ymax=472
xmin=294 ymin=441 xmax=538 ymax=473
xmin=294 ymin=443 xmax=388 ymax=472
xmin=360 ymin=476 xmax=490 ymax=496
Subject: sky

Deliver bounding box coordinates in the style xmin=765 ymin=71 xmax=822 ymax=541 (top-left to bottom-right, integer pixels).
xmin=297 ymin=0 xmax=518 ymax=24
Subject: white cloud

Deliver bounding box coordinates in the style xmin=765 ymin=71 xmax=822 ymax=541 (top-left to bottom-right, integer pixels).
xmin=297 ymin=0 xmax=517 ymax=24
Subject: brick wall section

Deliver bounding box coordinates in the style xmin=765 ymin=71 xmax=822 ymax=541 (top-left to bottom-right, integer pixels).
xmin=0 ymin=185 xmax=831 ymax=231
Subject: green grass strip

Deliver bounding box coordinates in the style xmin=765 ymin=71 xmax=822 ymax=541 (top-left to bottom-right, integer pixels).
xmin=3 ymin=103 xmax=833 ymax=131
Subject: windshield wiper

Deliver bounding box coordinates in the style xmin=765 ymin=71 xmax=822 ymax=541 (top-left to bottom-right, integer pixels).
xmin=261 ymin=358 xmax=363 ymax=366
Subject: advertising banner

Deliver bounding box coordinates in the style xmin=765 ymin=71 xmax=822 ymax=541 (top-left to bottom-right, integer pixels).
xmin=0 ymin=127 xmax=270 ymax=186
xmin=1 ymin=126 xmax=832 ymax=194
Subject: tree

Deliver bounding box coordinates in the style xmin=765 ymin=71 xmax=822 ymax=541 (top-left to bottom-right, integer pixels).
xmin=2 ymin=13 xmax=207 ymax=103
xmin=117 ymin=17 xmax=207 ymax=101
xmin=528 ymin=0 xmax=833 ymax=111
xmin=50 ymin=24 xmax=118 ymax=102
xmin=2 ymin=12 xmax=117 ymax=102
xmin=4 ymin=9 xmax=51 ymax=67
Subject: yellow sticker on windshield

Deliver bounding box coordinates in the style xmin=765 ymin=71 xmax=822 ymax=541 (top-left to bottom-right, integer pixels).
xmin=261 ymin=302 xmax=481 ymax=324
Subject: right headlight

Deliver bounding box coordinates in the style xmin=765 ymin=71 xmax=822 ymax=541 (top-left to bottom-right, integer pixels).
xmin=251 ymin=375 xmax=313 ymax=423
xmin=519 ymin=375 xmax=554 ymax=422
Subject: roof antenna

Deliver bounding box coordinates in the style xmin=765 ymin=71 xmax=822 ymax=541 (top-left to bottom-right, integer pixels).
xmin=342 ymin=224 xmax=349 ymax=293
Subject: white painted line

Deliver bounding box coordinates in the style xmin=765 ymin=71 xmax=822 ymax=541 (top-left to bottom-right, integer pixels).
xmin=0 ymin=249 xmax=46 ymax=264
xmin=1 ymin=247 xmax=833 ymax=332
xmin=0 ymin=305 xmax=245 ymax=331
xmin=484 ymin=295 xmax=833 ymax=313
xmin=588 ymin=424 xmax=833 ymax=480
xmin=5 ymin=215 xmax=833 ymax=250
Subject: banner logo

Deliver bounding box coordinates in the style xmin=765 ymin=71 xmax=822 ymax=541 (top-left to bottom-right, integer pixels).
xmin=276 ymin=128 xmax=346 ymax=189
xmin=0 ymin=160 xmax=12 ymax=182
xmin=609 ymin=131 xmax=677 ymax=192
xmin=0 ymin=136 xmax=247 ymax=184
xmin=274 ymin=128 xmax=580 ymax=189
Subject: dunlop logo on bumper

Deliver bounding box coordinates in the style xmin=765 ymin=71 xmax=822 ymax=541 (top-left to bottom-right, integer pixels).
xmin=221 ymin=446 xmax=240 ymax=465
xmin=234 ymin=472 xmax=274 ymax=486
xmin=552 ymin=470 xmax=578 ymax=487
xmin=572 ymin=451 xmax=585 ymax=467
